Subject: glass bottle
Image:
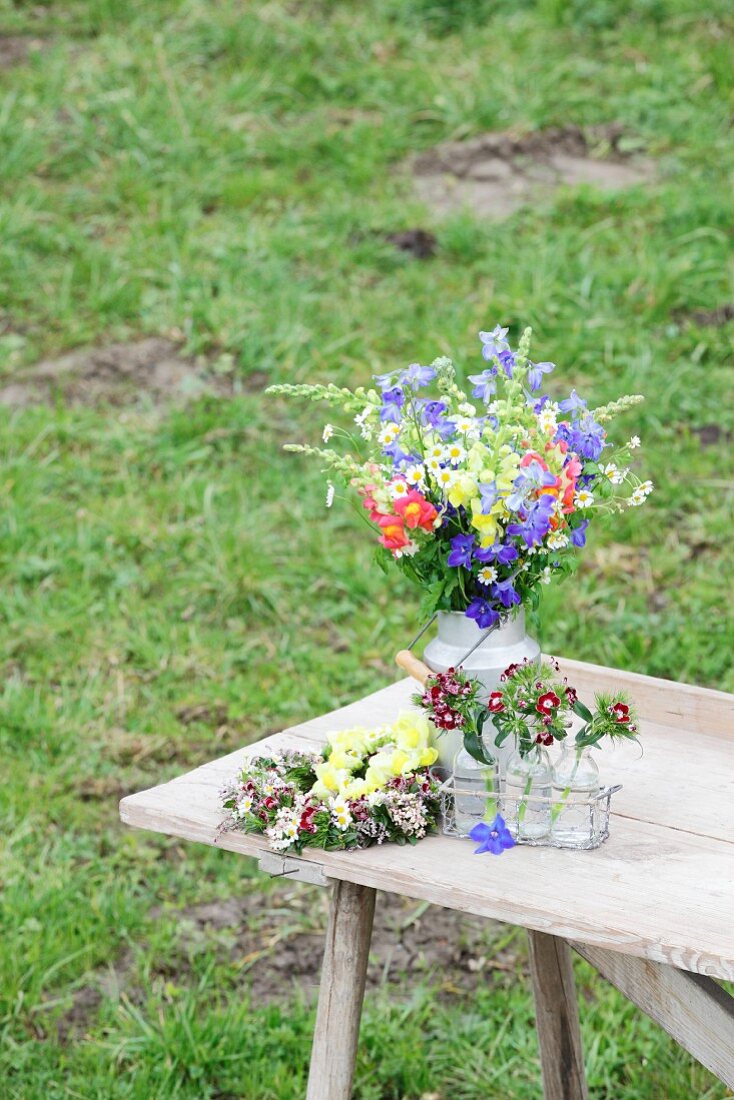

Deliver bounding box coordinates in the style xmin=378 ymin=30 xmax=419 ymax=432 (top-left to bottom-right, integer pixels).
xmin=503 ymin=746 xmax=552 ymax=841
xmin=551 ymin=742 xmax=600 ymax=848
xmin=452 ymin=743 xmax=497 ymax=837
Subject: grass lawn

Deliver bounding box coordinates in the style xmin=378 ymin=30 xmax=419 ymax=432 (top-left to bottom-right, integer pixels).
xmin=1 ymin=0 xmax=733 ymax=1097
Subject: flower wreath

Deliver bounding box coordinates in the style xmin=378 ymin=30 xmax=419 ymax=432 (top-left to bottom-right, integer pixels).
xmin=220 ymin=711 xmax=442 ymax=853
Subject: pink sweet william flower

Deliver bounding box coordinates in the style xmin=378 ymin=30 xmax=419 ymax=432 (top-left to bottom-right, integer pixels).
xmin=536 ymin=690 xmax=561 ymax=716
xmin=609 ymin=701 xmax=631 ymax=724
xmin=487 ymin=692 xmax=505 ymax=713
xmin=393 ymin=490 xmax=438 ymax=531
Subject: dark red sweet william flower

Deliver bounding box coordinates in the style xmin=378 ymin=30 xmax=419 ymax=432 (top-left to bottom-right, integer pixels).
xmin=487 ymin=691 xmax=505 ymax=713
xmin=536 ymin=691 xmax=561 ymax=716
xmin=501 ymin=663 xmax=520 ymax=681
xmin=609 ymin=701 xmax=631 ymax=724
xmin=565 ymin=686 xmax=578 ymax=706
xmin=299 ymin=805 xmax=318 ymax=833
xmin=535 ymin=729 xmax=554 ymax=746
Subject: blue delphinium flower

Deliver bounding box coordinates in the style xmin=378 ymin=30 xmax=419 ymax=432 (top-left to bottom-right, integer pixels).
xmin=478 ymin=481 xmax=500 ymax=513
xmin=527 ymin=360 xmax=555 ymax=391
xmin=570 ymin=414 xmax=606 ymax=461
xmin=506 ymin=496 xmax=555 ymax=547
xmin=400 ymin=363 xmax=436 ymax=389
xmin=467 ymin=367 xmax=498 ymax=402
xmin=466 ymin=599 xmax=500 ymax=629
xmin=447 ymin=533 xmax=475 ymax=568
xmin=474 ymin=541 xmax=519 ymax=565
xmin=421 ymin=400 xmax=449 ymax=428
xmin=558 ymin=388 xmax=586 ymax=414
xmin=491 ymin=578 xmax=521 ymax=609
xmin=479 ymin=325 xmax=510 ymax=360
xmin=570 ymin=518 xmax=590 ymax=547
xmin=497 ymin=349 xmax=515 ymax=378
xmin=374 ymin=370 xmax=399 ymax=391
xmin=469 ymin=814 xmax=515 ymax=854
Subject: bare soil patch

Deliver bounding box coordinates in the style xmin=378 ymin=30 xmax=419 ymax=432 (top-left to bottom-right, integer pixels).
xmin=0 ymin=338 xmax=236 ymax=409
xmin=676 ymin=304 xmax=734 ymax=328
xmin=153 ymin=884 xmax=518 ymax=1005
xmin=55 ymin=883 xmax=519 ymax=1040
xmin=411 ymin=124 xmax=655 ymax=220
xmin=0 ymin=35 xmax=47 ymax=67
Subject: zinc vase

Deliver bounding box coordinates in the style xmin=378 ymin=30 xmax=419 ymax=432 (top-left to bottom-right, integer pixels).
xmin=423 ymin=609 xmax=540 ymax=773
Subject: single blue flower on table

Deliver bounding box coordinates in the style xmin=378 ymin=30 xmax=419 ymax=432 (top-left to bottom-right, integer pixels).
xmin=479 ymin=325 xmax=510 ymax=360
xmin=474 ymin=541 xmax=518 ymax=565
xmin=400 ymin=362 xmax=436 ymax=389
xmin=447 ymin=533 xmax=476 ymax=568
xmin=468 ymin=367 xmax=498 ymax=402
xmin=469 ymin=814 xmax=515 ymax=854
xmin=466 ymin=599 xmax=500 ymax=629
xmin=527 ymin=360 xmax=555 ymax=391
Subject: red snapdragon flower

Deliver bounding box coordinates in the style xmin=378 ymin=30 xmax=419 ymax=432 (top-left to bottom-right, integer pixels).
xmin=393 ymin=490 xmax=438 ymax=531
xmin=536 ymin=690 xmax=561 ymax=716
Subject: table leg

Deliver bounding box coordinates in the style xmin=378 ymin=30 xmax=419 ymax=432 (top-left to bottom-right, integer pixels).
xmin=306 ymin=880 xmax=376 ymax=1100
xmin=527 ymin=930 xmax=589 ymax=1100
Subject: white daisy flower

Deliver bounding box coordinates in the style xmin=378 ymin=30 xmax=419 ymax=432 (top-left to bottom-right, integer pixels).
xmin=427 ymin=456 xmax=443 ymax=474
xmin=322 ymin=423 xmax=334 ymax=443
xmin=331 ymin=797 xmax=352 ymax=832
xmin=236 ymin=795 xmax=253 ymax=818
xmin=325 ymin=482 xmax=335 ymax=508
xmin=629 ymin=436 xmax=641 ymax=449
xmin=538 ymin=409 xmax=558 ymax=434
xmin=435 ymin=468 xmax=457 ymax=491
xmin=378 ymin=424 xmax=400 ymax=446
xmin=405 ymin=464 xmax=426 ymax=487
xmin=628 ymin=487 xmax=647 ymax=507
xmin=477 ymin=565 xmax=498 ymax=586
xmin=601 ymin=463 xmax=624 ymax=485
xmin=639 ymin=479 xmax=654 ymax=496
xmin=547 ymin=531 xmax=569 ymax=550
xmin=574 ymin=489 xmax=594 ymax=509
xmin=427 ymin=443 xmax=445 ymax=460
xmin=454 ymin=417 xmax=475 ymax=435
xmin=445 ymin=442 xmax=466 ymax=466
xmin=391 ymin=479 xmax=409 ymax=497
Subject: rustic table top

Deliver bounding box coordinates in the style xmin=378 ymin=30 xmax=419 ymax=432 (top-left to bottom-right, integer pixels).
xmin=120 ymin=657 xmax=734 ymax=981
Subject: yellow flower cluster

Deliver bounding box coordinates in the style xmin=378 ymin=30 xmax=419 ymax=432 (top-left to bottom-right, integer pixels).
xmin=310 ymin=710 xmax=438 ymax=801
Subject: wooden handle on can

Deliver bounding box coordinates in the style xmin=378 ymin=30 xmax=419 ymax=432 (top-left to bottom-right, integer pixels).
xmin=395 ymin=649 xmax=433 ymax=686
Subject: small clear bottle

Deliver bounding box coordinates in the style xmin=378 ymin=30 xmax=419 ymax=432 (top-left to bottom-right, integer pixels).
xmin=452 ymin=743 xmax=497 ymax=837
xmin=503 ymin=746 xmax=552 ymax=841
xmin=551 ymin=743 xmax=600 ymax=848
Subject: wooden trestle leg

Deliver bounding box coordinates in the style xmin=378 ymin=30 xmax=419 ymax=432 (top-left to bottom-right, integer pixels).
xmin=306 ymin=881 xmax=377 ymax=1100
xmin=527 ymin=930 xmax=589 ymax=1100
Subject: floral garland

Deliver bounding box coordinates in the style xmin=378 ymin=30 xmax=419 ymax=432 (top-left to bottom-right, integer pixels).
xmin=220 ymin=712 xmax=442 ymax=853
xmin=268 ymin=325 xmax=652 ymax=626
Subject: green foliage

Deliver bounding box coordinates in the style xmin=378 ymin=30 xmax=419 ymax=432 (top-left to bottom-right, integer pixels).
xmin=0 ymin=0 xmax=732 ymax=1097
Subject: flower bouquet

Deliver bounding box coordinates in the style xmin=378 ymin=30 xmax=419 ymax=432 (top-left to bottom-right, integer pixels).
xmin=268 ymin=325 xmax=652 ymax=628
xmin=220 ymin=711 xmax=441 ymax=853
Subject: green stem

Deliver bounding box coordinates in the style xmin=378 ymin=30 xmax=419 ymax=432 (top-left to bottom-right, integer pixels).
xmin=551 ymin=746 xmax=582 ymax=823
xmin=517 ymin=773 xmax=533 ymax=824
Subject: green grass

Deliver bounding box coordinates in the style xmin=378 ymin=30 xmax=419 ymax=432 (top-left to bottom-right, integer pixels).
xmin=1 ymin=0 xmax=733 ymax=1096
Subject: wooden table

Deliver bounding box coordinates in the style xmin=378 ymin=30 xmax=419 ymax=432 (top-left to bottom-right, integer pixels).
xmin=120 ymin=657 xmax=734 ymax=1099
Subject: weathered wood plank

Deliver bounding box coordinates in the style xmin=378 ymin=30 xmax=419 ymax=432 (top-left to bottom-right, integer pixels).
xmin=527 ymin=931 xmax=588 ymax=1100
xmin=572 ymin=943 xmax=734 ymax=1089
xmin=306 ymin=881 xmax=376 ymax=1100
